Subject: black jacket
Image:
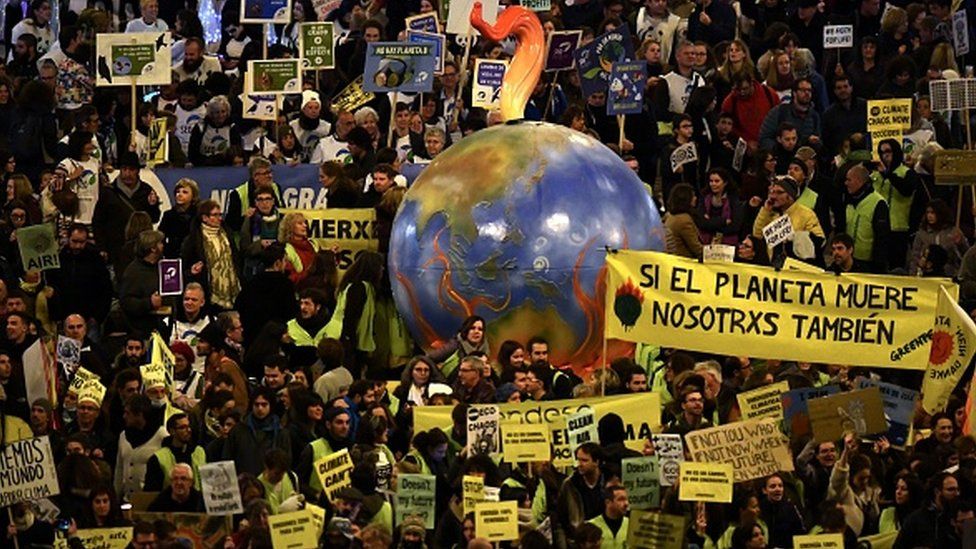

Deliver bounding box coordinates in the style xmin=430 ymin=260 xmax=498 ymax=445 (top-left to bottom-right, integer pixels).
xmin=234 ymin=269 xmax=296 ymax=348
xmin=118 ymin=258 xmax=163 ymax=336
xmin=47 ymin=245 xmax=113 ymax=323
xmin=180 ymin=221 xmax=240 ymax=301
xmin=92 ymin=180 xmax=161 ymax=275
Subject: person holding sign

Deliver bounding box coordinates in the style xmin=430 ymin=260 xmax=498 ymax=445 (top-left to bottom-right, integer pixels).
xmin=699 ymin=168 xmax=744 ymax=246
xmin=660 ymin=115 xmax=700 ymax=195
xmin=751 ymin=176 xmax=825 ymax=260
xmin=873 ymin=138 xmax=919 ymax=271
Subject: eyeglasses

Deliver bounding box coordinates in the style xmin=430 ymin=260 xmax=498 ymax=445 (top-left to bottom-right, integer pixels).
xmin=255 ymin=196 xmax=274 ymax=202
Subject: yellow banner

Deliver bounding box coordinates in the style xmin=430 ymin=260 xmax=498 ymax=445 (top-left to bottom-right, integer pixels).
xmin=684 ymin=418 xmax=794 ymax=482
xmin=794 ymin=533 xmax=844 ymax=548
xmin=474 ymin=501 xmax=519 ymax=542
xmin=605 ymin=250 xmax=954 ymax=369
xmin=678 ymin=462 xmax=733 ymax=503
xmin=313 ymin=448 xmax=353 ymax=501
xmin=627 ymin=511 xmax=685 ymax=549
xmin=75 ymin=528 xmax=132 ymax=549
xmin=281 ymin=208 xmax=379 ymax=273
xmin=737 ymin=381 xmax=789 ymax=421
xmin=150 ymin=331 xmax=175 ymax=391
xmin=922 ymin=286 xmax=976 ymax=413
xmin=501 ymin=423 xmax=550 ymax=463
xmin=415 ymin=393 xmax=661 ymax=466
xmin=269 ymin=510 xmax=318 ymax=549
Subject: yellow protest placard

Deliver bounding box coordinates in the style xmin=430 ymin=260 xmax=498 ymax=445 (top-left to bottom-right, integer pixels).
xmin=605 ymin=250 xmax=954 ymax=370
xmin=737 ymin=381 xmax=790 ymax=421
xmin=794 ymin=533 xmax=845 ymax=548
xmin=415 ymin=392 xmax=661 ymax=466
xmin=474 ymin=501 xmax=519 ymax=542
xmin=306 ymin=503 xmax=326 ymax=538
xmin=783 ymin=258 xmax=824 ymax=273
xmin=147 ymin=117 xmax=168 ymax=168
xmin=68 ymin=367 xmax=99 ymax=393
xmin=867 ymin=99 xmax=913 ymax=132
xmin=678 ymin=462 xmax=734 ymax=503
xmin=139 ymin=362 xmax=167 ymax=388
xmin=627 ymin=511 xmax=685 ymax=549
xmin=281 ymin=208 xmax=378 ymax=273
xmin=871 ymin=126 xmax=903 ymax=161
xmin=75 ymin=527 xmax=132 ymax=549
xmin=313 ymin=448 xmax=354 ymax=501
xmin=331 ymin=75 xmax=376 ymax=113
xmin=684 ymin=418 xmax=793 ymax=482
xmin=922 ymin=286 xmax=976 ymax=413
xmin=268 ymin=510 xmax=318 ymax=549
xmin=149 ymin=332 xmax=175 ymax=390
xmin=502 ymin=422 xmax=550 ymax=463
xmin=463 ymin=475 xmax=485 ymax=516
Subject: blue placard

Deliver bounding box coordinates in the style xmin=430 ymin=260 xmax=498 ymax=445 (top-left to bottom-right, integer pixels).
xmin=607 ymin=61 xmax=646 ymax=115
xmin=363 ymin=42 xmax=437 ymax=93
xmin=574 ymin=26 xmax=635 ymax=98
xmin=406 ymin=31 xmax=446 ymax=75
xmin=241 ymin=0 xmax=289 ymax=22
xmin=856 ymin=379 xmax=918 ymax=447
xmin=782 ymin=385 xmax=841 ymax=437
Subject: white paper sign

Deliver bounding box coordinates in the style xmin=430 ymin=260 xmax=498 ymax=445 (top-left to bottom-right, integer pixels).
xmin=199 ymin=461 xmax=244 ymax=515
xmin=670 ymin=142 xmax=698 ymax=171
xmin=466 ymin=404 xmax=500 ymax=455
xmin=823 ymin=25 xmax=854 ymax=49
xmin=446 ymin=0 xmax=500 ymax=35
xmin=762 ymin=214 xmax=795 ymax=248
xmin=703 ymin=244 xmax=736 ymax=263
xmin=954 ymin=10 xmax=970 ymax=56
xmin=651 ymin=434 xmax=684 ymax=486
xmin=732 ymin=137 xmax=747 ymax=172
xmin=566 ymin=409 xmax=599 ymax=450
xmin=0 ymin=436 xmax=60 ymax=506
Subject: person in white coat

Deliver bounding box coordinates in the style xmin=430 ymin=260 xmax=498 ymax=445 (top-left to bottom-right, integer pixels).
xmin=114 ymin=393 xmax=168 ymax=500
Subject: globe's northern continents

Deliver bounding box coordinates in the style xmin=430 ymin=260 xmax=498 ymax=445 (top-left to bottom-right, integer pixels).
xmin=389 ymin=121 xmax=666 ymax=367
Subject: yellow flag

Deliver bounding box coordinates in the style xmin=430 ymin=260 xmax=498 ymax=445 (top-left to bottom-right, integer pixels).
xmin=921 ymin=286 xmax=976 ymax=413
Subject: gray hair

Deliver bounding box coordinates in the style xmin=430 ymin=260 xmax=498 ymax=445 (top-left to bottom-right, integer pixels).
xmin=136 ymin=230 xmax=164 ymax=258
xmin=354 ymin=106 xmax=378 ymax=126
xmin=206 ymin=95 xmax=230 ymax=118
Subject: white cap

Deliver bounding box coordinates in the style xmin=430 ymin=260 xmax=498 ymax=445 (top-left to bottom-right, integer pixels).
xmin=302 ymin=90 xmax=321 ymax=109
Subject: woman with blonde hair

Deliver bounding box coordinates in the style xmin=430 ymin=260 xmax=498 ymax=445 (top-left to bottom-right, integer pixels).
xmin=159 ymin=177 xmax=199 ymax=258
xmin=880 ymin=6 xmax=911 ymax=59
xmin=4 ymin=173 xmax=40 ymax=224
xmin=763 ymin=49 xmax=794 ymax=101
xmin=715 ymin=38 xmax=758 ymax=100
xmin=928 ymin=42 xmax=959 ymax=74
xmin=279 ymin=211 xmax=319 ymax=285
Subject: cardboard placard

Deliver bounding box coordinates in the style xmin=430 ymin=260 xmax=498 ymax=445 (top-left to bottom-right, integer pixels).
xmin=762 ymin=214 xmax=795 ymax=249
xmin=501 ymin=423 xmax=551 ymax=463
xmin=395 ymin=474 xmax=436 ymax=529
xmin=247 ymin=59 xmax=302 ymax=95
xmin=684 ymin=418 xmax=794 ymax=482
xmin=678 ymin=462 xmax=733 ymax=503
xmin=300 ymin=22 xmax=335 ymax=70
xmin=73 ymin=527 xmax=132 ymax=549
xmin=627 ymin=511 xmax=685 ymax=549
xmin=406 ymin=30 xmax=446 ymax=75
xmin=463 ymin=475 xmax=485 ymax=516
xmin=147 ymin=117 xmax=168 ymax=167
xmin=474 ymin=501 xmax=519 ymax=542
xmin=566 ymin=409 xmax=599 ymax=450
xmin=68 ymin=366 xmax=99 ymax=393
xmin=313 ymin=448 xmax=354 ymax=501
xmin=607 ymin=61 xmax=647 ymax=116
xmin=363 ymin=43 xmax=437 ymax=93
xmin=651 ymin=434 xmax=684 ymax=486
xmin=823 ymin=25 xmax=854 ymax=48
xmin=703 ymin=244 xmax=736 ymax=263
xmin=808 ymin=386 xmax=887 ymax=442
xmin=95 ymin=32 xmax=171 ymax=86
xmin=867 ymin=99 xmax=913 ymax=132
xmin=622 ymin=456 xmax=660 ymax=509
xmin=546 ymin=30 xmax=582 ymax=72
xmin=268 ymin=509 xmax=318 ymax=549
xmin=0 ymin=436 xmax=60 ymax=506
xmin=405 ymin=13 xmax=439 ymax=33
xmin=670 ymin=142 xmax=698 ymax=171
xmin=732 ymin=137 xmax=747 ymax=171
xmin=17 ymin=223 xmax=60 ymax=272
xmin=954 ymin=10 xmax=970 ymax=56
xmin=857 ymin=378 xmax=917 ymax=447
xmin=794 ymin=533 xmax=845 ymax=548
xmin=241 ymin=72 xmax=279 ymax=121
xmin=737 ymin=381 xmax=790 ymax=421
xmin=783 ymin=385 xmax=842 ymax=437
xmin=467 ymin=404 xmax=501 ymax=455
xmin=199 ymin=461 xmax=243 ymax=515
xmin=472 ymin=58 xmax=508 ymax=109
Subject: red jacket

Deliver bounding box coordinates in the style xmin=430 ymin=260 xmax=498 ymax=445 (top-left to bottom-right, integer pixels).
xmin=721 ymin=82 xmax=780 ymax=145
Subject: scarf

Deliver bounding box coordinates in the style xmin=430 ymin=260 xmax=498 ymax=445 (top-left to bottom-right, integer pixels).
xmin=201 ymin=224 xmax=240 ymax=308
xmin=247 ymin=413 xmax=281 ymax=441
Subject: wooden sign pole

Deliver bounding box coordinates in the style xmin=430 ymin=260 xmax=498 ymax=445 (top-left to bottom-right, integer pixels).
xmin=454 ymin=27 xmax=475 ymax=129
xmin=542 ymin=71 xmax=558 ymax=121
xmin=387 ymin=91 xmax=399 ymax=148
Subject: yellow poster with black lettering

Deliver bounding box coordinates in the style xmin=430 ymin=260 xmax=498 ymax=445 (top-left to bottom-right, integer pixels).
xmin=502 ymin=422 xmax=550 ymax=463
xmin=313 ymin=448 xmax=354 ymax=501
xmin=414 ymin=393 xmax=661 ymax=466
xmin=605 ymin=250 xmax=953 ymax=370
xmin=794 ymin=533 xmax=844 ymax=549
xmin=281 ymin=208 xmax=378 ymax=273
xmin=463 ymin=475 xmax=484 ymax=516
xmin=474 ymin=501 xmax=519 ymax=542
xmin=75 ymin=528 xmax=132 ymax=549
xmin=627 ymin=511 xmax=685 ymax=549
xmin=737 ymin=381 xmax=789 ymax=421
xmin=268 ymin=510 xmax=318 ymax=549
xmin=678 ymin=462 xmax=734 ymax=503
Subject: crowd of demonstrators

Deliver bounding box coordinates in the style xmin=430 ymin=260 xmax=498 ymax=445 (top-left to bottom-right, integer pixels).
xmin=0 ymin=0 xmax=974 ymax=548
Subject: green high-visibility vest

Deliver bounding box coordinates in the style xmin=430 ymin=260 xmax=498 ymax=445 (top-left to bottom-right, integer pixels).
xmin=153 ymin=446 xmax=206 ymax=491
xmin=587 ymin=515 xmax=629 ymax=549
xmin=846 ymin=191 xmax=885 ymax=262
xmin=797 ymin=185 xmax=819 ymax=211
xmin=308 ymin=438 xmax=334 ymax=495
xmin=286 ymin=318 xmax=329 ymax=347
xmin=872 ymin=165 xmax=912 ymax=232
xmin=324 ymin=282 xmax=376 ymax=352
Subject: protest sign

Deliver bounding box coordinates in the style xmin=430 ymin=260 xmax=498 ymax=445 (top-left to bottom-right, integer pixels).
xmin=241 ymin=72 xmax=278 ymax=121
xmin=808 ymin=387 xmax=887 ymax=442
xmin=857 ymin=379 xmax=917 ymax=447
xmin=472 ymin=58 xmax=507 ymax=109
xmin=608 ymin=61 xmax=647 ymax=115
xmin=703 ymin=244 xmax=736 ymax=263
xmin=566 ymin=409 xmax=600 ymax=450
xmin=762 ymin=214 xmax=795 ymax=249
xmin=467 ymin=404 xmax=501 ymax=455
xmin=306 ymin=503 xmax=326 ymax=538
xmin=248 ymin=59 xmax=302 ymax=94
xmin=407 ymin=30 xmax=447 ymax=74
xmin=954 ymin=10 xmax=970 ymax=56
xmin=241 ymin=0 xmax=291 ymax=23
xmin=313 ymin=448 xmax=354 ymax=501
xmin=502 ymin=423 xmax=550 ymax=463
xmin=405 ymin=13 xmax=439 ymax=33
xmin=131 ymin=513 xmax=230 ymax=547
xmin=282 ymin=208 xmax=378 ymax=272
xmin=823 ymin=25 xmax=854 ymax=48
xmin=0 ymin=436 xmax=60 ymax=506
xmin=933 ymin=149 xmax=976 ymax=185
xmin=784 ymin=257 xmax=825 ymax=273
xmin=463 ymin=475 xmax=485 ymax=516
xmin=268 ymin=509 xmax=317 ymax=549
xmin=396 ymin=474 xmax=436 ymax=529
xmin=794 ymin=533 xmax=845 ymax=548
xmin=446 ymin=0 xmax=499 ymax=34
xmin=523 ymin=0 xmax=551 ymax=10
xmin=868 ymin=99 xmax=913 ymax=132
xmin=95 ymin=33 xmax=171 ymax=86
xmin=416 ymin=393 xmax=661 ymax=465
xmin=363 ymin=43 xmax=437 ymax=93
xmin=147 ymin=117 xmax=168 ymax=167
xmin=300 ymin=22 xmax=335 ymax=69
xmin=158 ymin=258 xmax=183 ymax=296
xmin=652 ymin=434 xmax=684 ymax=486
xmin=58 ymin=336 xmax=81 ymax=374
xmin=678 ymin=462 xmax=734 ymax=503
xmin=627 ymin=511 xmax=685 ymax=549
xmin=732 ymin=137 xmax=748 ymax=171
xmin=684 ymin=418 xmax=793 ymax=482
xmin=77 ymin=380 xmax=106 ymax=407
xmin=475 ymin=501 xmax=519 ymax=542
xmin=622 ymin=456 xmax=660 ymax=509
xmin=871 ymin=126 xmax=904 ymax=161
xmin=17 ymin=223 xmax=59 ymax=272
xmin=549 ymin=417 xmax=574 ymax=467
xmin=140 ymin=362 xmax=167 ymax=389
xmin=68 ymin=366 xmax=99 ymax=394
xmin=575 ymin=26 xmax=635 ymax=97
xmin=199 ymin=461 xmax=243 ymax=515
xmin=330 ymin=75 xmax=376 ymax=114
xmin=546 ymin=30 xmax=582 ymax=72
xmin=605 ymin=250 xmax=954 ymax=369
xmin=149 ymin=332 xmax=176 ymax=390
xmin=670 ymin=142 xmax=698 ymax=171
xmin=922 ymin=286 xmax=976 ymax=413
xmin=737 ymin=381 xmax=790 ymax=421
xmin=74 ymin=528 xmax=132 ymax=549
xmin=783 ymin=385 xmax=841 ymax=437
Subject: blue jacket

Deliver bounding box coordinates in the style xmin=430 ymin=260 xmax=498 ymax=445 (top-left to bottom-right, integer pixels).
xmin=758 ymin=104 xmax=822 ymax=150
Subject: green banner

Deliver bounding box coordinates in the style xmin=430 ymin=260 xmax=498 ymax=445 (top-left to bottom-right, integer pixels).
xmin=111 ymin=43 xmax=155 ymax=77
xmin=301 ymin=22 xmax=334 ymax=69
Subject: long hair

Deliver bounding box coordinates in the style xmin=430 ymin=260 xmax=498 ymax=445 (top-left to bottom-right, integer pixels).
xmin=338 ymin=250 xmax=384 ymax=291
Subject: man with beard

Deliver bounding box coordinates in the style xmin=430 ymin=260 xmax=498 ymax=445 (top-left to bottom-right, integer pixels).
xmin=298 ymin=407 xmax=352 ymax=503
xmin=9 ymin=0 xmax=54 ymax=60
xmin=173 ymin=37 xmax=221 ymax=85
xmin=311 ymin=110 xmax=356 ymax=164
xmin=143 ymin=413 xmax=207 ymax=492
xmin=53 ymin=24 xmax=92 ymax=112
xmin=173 ymin=80 xmax=206 ymax=156
xmin=47 ymin=225 xmax=113 ymax=327
xmin=284 ymin=289 xmax=330 ymax=369
xmin=114 ymin=394 xmax=168 ymax=499
xmin=289 ymin=91 xmax=331 ymax=161
xmin=7 ymin=34 xmax=38 ymax=79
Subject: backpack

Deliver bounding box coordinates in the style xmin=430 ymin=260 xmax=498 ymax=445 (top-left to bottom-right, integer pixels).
xmin=10 ymin=113 xmax=45 ymax=164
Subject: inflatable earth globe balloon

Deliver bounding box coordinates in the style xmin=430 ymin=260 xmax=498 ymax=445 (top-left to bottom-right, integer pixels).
xmin=388 ymin=4 xmax=666 ymax=367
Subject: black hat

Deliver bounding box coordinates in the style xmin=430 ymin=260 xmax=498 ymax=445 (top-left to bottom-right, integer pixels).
xmin=773 ymin=176 xmax=800 ymax=200
xmin=118 ymin=151 xmax=141 ymax=169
